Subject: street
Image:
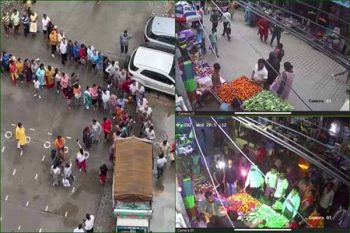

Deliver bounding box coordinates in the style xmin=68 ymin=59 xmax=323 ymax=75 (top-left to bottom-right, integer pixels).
xmin=201 ymin=10 xmax=348 ymax=111
xmin=1 ymin=1 xmax=174 ymax=232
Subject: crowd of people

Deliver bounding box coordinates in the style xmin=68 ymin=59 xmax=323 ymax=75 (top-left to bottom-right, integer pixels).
xmin=190 ymin=119 xmax=349 ymax=229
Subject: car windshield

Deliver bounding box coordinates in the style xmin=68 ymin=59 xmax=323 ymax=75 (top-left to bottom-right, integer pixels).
xmin=146 ymin=17 xmax=154 ymax=38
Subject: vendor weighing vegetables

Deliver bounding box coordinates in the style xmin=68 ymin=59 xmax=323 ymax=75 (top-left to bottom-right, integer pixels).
xmin=250 ymin=59 xmax=268 ymax=88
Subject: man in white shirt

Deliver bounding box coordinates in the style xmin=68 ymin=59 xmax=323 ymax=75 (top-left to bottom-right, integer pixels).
xmin=145 ymin=126 xmax=155 ymax=141
xmin=250 ymin=58 xmax=268 ymax=87
xmin=84 ymin=213 xmax=95 ymax=232
xmin=156 ymin=153 xmax=167 ymax=179
xmin=41 ymin=13 xmax=50 ymax=39
xmin=318 ymin=182 xmax=335 ymax=217
xmin=264 ymin=167 xmax=278 ymax=202
xmin=222 ymin=11 xmax=231 ymax=39
xmin=143 ymin=105 xmax=152 ymax=120
xmin=282 ymin=187 xmax=301 ymax=220
xmin=129 ymin=80 xmax=140 ymax=98
xmin=274 ymin=172 xmax=289 ymax=200
xmin=73 ymin=223 xmax=84 ymax=232
xmin=244 ymin=165 xmax=264 ymax=198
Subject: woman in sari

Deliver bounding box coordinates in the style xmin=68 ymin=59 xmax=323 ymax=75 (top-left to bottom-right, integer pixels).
xmin=45 ymin=65 xmax=55 ymax=88
xmin=83 ymin=86 xmax=92 ymax=110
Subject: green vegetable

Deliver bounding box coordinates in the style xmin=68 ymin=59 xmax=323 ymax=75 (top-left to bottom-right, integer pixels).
xmin=243 ymin=91 xmax=294 ymax=111
xmin=247 ymin=204 xmax=289 ymax=228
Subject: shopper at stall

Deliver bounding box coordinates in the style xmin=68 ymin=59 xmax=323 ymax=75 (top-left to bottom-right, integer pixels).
xmin=244 ymin=165 xmax=264 ymax=199
xmin=264 ymin=167 xmax=278 ymax=203
xmin=225 ymin=159 xmax=237 ymax=196
xmin=318 ymin=182 xmax=335 ymax=218
xmin=250 ymin=58 xmax=268 ymax=87
xmin=270 ymin=61 xmax=295 ymax=101
xmin=274 ymin=172 xmax=289 ymax=201
xmin=211 ymin=63 xmax=222 ymax=88
xmin=265 ymin=52 xmax=280 ymax=89
xmin=199 ymin=191 xmax=223 ymax=223
xmin=282 ymin=186 xmax=301 ymax=220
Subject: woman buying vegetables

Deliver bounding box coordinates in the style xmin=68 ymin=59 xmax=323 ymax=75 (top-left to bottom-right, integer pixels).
xmin=270 ymin=62 xmax=295 ymax=101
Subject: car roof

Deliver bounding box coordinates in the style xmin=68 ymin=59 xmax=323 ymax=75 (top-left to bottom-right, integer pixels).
xmin=151 ymin=16 xmax=175 ymax=38
xmin=134 ymin=45 xmax=174 ymax=75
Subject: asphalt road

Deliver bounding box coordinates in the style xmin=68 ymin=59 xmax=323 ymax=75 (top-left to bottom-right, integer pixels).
xmin=1 ymin=1 xmax=175 ymax=232
xmin=201 ymin=10 xmax=348 ymax=111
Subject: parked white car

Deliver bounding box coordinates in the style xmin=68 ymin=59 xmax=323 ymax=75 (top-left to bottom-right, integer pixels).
xmin=144 ymin=16 xmax=175 ymax=49
xmin=128 ymin=43 xmax=175 ymax=96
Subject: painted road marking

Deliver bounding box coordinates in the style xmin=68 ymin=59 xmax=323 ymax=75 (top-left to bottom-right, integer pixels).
xmin=5 ymin=195 xmax=8 ymax=201
xmin=72 ymin=187 xmax=75 ymax=193
xmin=12 ymin=169 xmax=16 ymax=176
xmin=2 ymin=146 xmax=5 ymax=153
xmin=18 ymin=225 xmax=21 ymax=231
xmin=66 ymin=136 xmax=72 ymax=139
xmin=26 ymin=136 xmax=31 ymax=143
xmin=26 ymin=201 xmax=29 ymax=207
xmin=35 ymin=174 xmax=38 ymax=180
xmin=45 ymin=205 xmax=48 ymax=212
xmin=39 ymin=228 xmax=42 ymax=233
xmin=29 ymin=128 xmax=35 ymax=131
xmin=64 ymin=146 xmax=69 ymax=154
xmin=42 ymin=155 xmax=45 ymax=161
xmin=47 ymin=132 xmax=53 ymax=136
xmin=43 ymin=141 xmax=51 ymax=149
xmin=20 ymin=150 xmax=23 ymax=156
xmin=11 ymin=123 xmax=16 ymax=126
xmin=64 ymin=211 xmax=68 ymax=217
xmin=4 ymin=131 xmax=12 ymax=139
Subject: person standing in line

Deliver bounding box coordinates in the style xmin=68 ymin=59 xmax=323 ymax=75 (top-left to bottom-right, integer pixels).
xmin=257 ymin=16 xmax=269 ymax=43
xmin=156 ymin=153 xmax=167 ymax=179
xmin=60 ymin=38 xmax=68 ymax=65
xmin=15 ymin=122 xmax=27 ymax=151
xmin=102 ymin=89 xmax=110 ymax=111
xmin=270 ymin=61 xmax=295 ymax=100
xmin=102 ymin=117 xmax=112 ymax=141
xmin=2 ymin=12 xmax=10 ymax=37
xmin=41 ymin=13 xmax=50 ymax=40
xmin=60 ymin=72 xmax=70 ymax=90
xmin=33 ymin=77 xmax=41 ymax=99
xmin=73 ymin=224 xmax=84 ymax=233
xmin=119 ymin=30 xmax=132 ymax=55
xmin=36 ymin=63 xmax=46 ymax=88
xmin=73 ymin=83 xmax=82 ymax=107
xmin=209 ymin=29 xmax=219 ymax=57
xmin=91 ymin=119 xmax=102 ymax=143
xmin=49 ymin=29 xmax=58 ymax=57
xmin=9 ymin=60 xmax=18 ymax=86
xmin=62 ymin=85 xmax=74 ymax=110
xmin=84 ymin=213 xmax=95 ymax=232
xmin=10 ymin=9 xmax=20 ymax=36
xmin=99 ymin=164 xmax=108 ymax=184
xmin=21 ymin=12 xmax=29 ymax=37
xmin=84 ymin=86 xmax=92 ymax=110
xmin=63 ymin=161 xmax=74 ymax=183
xmin=76 ymin=148 xmax=89 ymax=173
xmin=270 ymin=16 xmax=282 ymax=46
xmin=16 ymin=57 xmax=24 ymax=83
xmin=54 ymin=68 xmax=61 ymax=93
xmin=210 ymin=9 xmax=220 ymax=32
xmin=24 ymin=58 xmax=32 ymax=83
xmin=221 ymin=11 xmax=231 ymax=40
xmin=89 ymin=84 xmax=98 ymax=111
xmin=51 ymin=163 xmax=61 ymax=186
xmin=29 ymin=11 xmax=38 ymax=37
xmin=265 ymin=52 xmax=280 ymax=89
xmin=45 ymin=65 xmax=55 ymax=89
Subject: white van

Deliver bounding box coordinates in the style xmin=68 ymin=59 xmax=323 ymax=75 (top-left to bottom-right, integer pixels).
xmin=144 ymin=16 xmax=175 ymax=49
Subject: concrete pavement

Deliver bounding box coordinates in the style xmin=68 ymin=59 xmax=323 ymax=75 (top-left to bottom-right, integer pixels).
xmin=201 ymin=10 xmax=348 ymax=111
xmin=1 ymin=1 xmax=174 ymax=232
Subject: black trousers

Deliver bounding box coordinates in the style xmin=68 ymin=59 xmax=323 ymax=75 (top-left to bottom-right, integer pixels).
xmin=270 ymin=33 xmax=281 ymax=46
xmin=212 ymin=22 xmax=218 ymax=32
xmin=51 ymin=45 xmax=56 ymax=55
xmin=157 ymin=166 xmax=164 ymax=178
xmin=86 ymin=228 xmax=93 ymax=233
xmin=61 ymin=53 xmax=67 ymax=64
xmin=121 ymin=45 xmax=128 ymax=54
xmin=223 ymin=22 xmax=229 ymax=35
xmin=23 ymin=23 xmax=29 ymax=37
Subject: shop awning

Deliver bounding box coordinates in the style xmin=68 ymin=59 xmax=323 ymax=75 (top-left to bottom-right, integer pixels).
xmin=113 ymin=137 xmax=153 ymax=202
